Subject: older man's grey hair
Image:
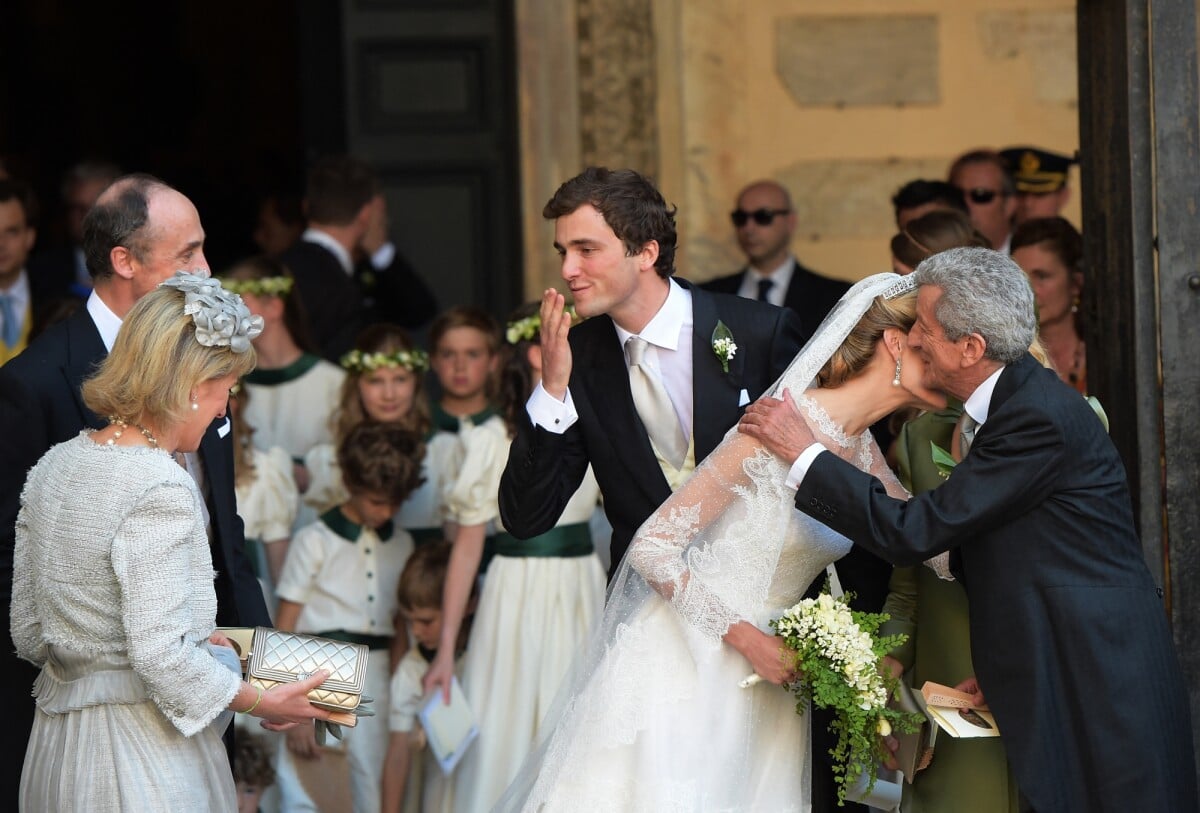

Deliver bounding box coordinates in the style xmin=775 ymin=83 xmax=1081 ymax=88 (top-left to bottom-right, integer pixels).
xmin=913 ymin=247 xmax=1036 ymax=364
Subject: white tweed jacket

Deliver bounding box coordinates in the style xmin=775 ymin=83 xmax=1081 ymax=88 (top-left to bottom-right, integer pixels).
xmin=11 ymin=433 xmax=241 ymax=736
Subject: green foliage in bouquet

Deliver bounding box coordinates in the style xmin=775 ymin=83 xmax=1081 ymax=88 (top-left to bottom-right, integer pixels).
xmin=771 ymin=592 xmax=923 ymax=805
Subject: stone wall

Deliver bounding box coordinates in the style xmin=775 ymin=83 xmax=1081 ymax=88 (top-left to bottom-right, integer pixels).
xmin=516 ymin=0 xmax=1079 ymax=292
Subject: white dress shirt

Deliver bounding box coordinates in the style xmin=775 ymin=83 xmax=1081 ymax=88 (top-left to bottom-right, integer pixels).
xmin=302 ymin=228 xmax=354 ymax=275
xmin=735 ymin=257 xmax=795 ymax=308
xmin=86 ymin=289 xmax=123 ymax=352
xmin=527 ymin=279 xmax=695 ymax=439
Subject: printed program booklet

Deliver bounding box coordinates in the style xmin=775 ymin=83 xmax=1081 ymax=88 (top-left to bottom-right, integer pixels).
xmin=418 ymin=676 xmax=479 ymax=774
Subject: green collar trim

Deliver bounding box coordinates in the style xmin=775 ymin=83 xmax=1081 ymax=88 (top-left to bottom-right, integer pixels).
xmin=320 ymin=505 xmax=394 ymax=543
xmin=430 ymin=400 xmax=499 ymax=433
xmin=244 ymin=353 xmax=322 ymax=386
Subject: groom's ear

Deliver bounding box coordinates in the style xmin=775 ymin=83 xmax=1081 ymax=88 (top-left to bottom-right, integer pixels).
xmin=635 ymin=239 xmax=660 ymax=273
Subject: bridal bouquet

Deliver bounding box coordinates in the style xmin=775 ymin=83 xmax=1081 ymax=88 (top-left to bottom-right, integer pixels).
xmin=771 ymin=593 xmax=920 ymax=804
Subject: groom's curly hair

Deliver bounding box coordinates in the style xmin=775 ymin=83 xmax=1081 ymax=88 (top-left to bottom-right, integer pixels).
xmin=543 ymin=167 xmax=678 ymax=278
xmin=817 ymin=294 xmax=917 ymax=388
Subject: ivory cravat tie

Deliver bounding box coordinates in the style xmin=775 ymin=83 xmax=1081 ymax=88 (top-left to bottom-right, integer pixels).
xmin=959 ymin=413 xmax=978 ymax=457
xmin=625 ymin=335 xmax=688 ymax=469
xmin=756 ymin=278 xmax=774 ymax=303
xmin=0 ymin=292 xmax=19 ymax=347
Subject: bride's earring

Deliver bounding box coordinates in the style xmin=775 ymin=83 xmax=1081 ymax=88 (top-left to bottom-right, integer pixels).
xmin=190 ymin=393 xmax=199 ymax=411
xmin=892 ymin=357 xmax=902 ymax=387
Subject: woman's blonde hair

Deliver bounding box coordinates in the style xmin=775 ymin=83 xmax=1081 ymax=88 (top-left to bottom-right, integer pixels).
xmin=816 ymin=292 xmax=917 ymax=388
xmin=82 ymin=284 xmax=257 ymax=428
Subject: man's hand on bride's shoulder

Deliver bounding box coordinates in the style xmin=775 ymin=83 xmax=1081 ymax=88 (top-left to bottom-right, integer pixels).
xmin=539 ymin=288 xmax=573 ymax=400
xmin=725 ymin=621 xmax=798 ymax=685
xmin=738 ymin=389 xmax=813 ymax=465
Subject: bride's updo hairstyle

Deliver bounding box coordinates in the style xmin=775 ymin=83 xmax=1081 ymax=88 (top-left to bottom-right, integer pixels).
xmin=815 ymin=292 xmax=917 ymax=388
xmin=83 ymin=281 xmax=259 ymax=427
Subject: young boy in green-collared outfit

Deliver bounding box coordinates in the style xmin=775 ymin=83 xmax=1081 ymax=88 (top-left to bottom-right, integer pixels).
xmin=274 ymin=422 xmax=425 ymax=813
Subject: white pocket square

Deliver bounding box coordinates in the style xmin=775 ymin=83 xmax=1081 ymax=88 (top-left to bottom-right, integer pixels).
xmin=217 ymin=417 xmax=232 ymax=438
xmin=738 ymin=388 xmax=751 ymax=407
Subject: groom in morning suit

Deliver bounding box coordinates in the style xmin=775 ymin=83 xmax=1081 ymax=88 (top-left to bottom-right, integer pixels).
xmin=0 ymin=174 xmax=270 ymax=804
xmin=742 ymin=247 xmax=1197 ymax=812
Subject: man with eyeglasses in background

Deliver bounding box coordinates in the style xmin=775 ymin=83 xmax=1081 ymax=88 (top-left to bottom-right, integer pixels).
xmin=948 ymin=149 xmax=1018 ymax=253
xmin=703 ymin=179 xmax=848 ymax=342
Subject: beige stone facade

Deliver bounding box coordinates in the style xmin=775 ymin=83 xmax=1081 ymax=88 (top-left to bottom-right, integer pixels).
xmin=516 ymin=0 xmax=1080 ymax=293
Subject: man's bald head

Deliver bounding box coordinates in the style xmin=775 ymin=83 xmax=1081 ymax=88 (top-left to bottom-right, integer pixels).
xmin=732 ymin=180 xmax=797 ymax=272
xmin=83 ymin=173 xmax=173 ymax=281
xmin=83 ymin=174 xmax=208 ymax=312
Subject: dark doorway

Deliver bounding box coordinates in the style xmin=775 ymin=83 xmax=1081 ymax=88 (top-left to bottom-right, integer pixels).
xmin=0 ymin=0 xmax=522 ymax=318
xmin=0 ymin=1 xmax=306 ymax=271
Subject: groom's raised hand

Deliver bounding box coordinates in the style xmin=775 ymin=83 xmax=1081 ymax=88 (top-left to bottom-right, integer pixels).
xmin=540 ymin=288 xmax=573 ymax=401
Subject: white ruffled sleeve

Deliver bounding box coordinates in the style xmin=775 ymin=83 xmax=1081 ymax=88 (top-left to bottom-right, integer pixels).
xmin=110 ymin=482 xmax=241 ymax=737
xmin=445 ymin=417 xmax=508 ymax=527
xmin=303 ymin=442 xmax=348 ymax=513
xmin=238 ymin=446 xmax=299 ymax=541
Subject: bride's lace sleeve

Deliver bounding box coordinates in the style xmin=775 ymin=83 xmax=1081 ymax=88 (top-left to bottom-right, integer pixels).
xmin=625 ymin=431 xmax=790 ymax=644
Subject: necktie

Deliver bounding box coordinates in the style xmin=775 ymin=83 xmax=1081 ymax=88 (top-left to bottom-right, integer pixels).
xmin=625 ymin=336 xmax=688 ymax=469
xmin=756 ymin=278 xmax=775 ymax=303
xmin=0 ymin=293 xmax=19 ymax=347
xmin=959 ymin=413 xmax=978 ymax=457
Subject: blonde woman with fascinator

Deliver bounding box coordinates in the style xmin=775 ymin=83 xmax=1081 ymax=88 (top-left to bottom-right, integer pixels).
xmin=11 ymin=273 xmax=337 ymax=812
xmin=496 ymin=273 xmax=951 ymax=812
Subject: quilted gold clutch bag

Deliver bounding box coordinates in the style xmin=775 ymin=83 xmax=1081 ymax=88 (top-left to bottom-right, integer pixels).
xmin=242 ymin=627 xmax=368 ymax=722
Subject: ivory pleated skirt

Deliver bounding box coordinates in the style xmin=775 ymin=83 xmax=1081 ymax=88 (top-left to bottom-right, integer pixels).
xmin=20 ymin=646 xmax=236 ymax=813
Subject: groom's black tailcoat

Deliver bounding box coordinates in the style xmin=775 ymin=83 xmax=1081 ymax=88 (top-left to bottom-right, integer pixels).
xmin=0 ymin=306 xmax=270 ymax=804
xmin=795 ymin=353 xmax=1197 ymax=812
xmin=499 ymin=281 xmax=807 ymax=577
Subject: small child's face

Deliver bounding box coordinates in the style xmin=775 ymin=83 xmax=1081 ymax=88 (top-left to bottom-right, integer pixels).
xmin=432 ymin=326 xmax=496 ymax=401
xmin=357 ymin=365 xmax=417 ymax=423
xmin=403 ymin=605 xmax=444 ymax=650
xmin=235 ymin=781 xmax=263 ymax=813
xmin=345 ymin=491 xmax=399 ymax=531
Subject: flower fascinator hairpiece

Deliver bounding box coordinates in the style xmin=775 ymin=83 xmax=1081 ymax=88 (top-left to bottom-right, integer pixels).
xmin=160 ymin=271 xmax=264 ymax=353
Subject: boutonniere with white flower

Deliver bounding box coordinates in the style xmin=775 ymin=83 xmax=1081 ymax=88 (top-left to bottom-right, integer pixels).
xmin=711 ymin=320 xmax=737 ymax=373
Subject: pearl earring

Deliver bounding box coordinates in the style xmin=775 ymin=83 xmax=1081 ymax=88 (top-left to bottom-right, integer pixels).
xmin=892 ymin=357 xmax=902 ymax=387
xmin=190 ymin=394 xmax=199 ymax=411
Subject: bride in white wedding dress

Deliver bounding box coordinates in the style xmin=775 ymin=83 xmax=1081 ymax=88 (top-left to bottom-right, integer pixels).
xmin=494 ymin=273 xmax=948 ymax=813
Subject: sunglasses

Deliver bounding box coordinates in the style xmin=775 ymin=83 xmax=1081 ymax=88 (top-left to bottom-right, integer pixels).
xmin=730 ymin=208 xmax=790 ymax=227
xmin=966 ymin=188 xmax=1004 ymax=205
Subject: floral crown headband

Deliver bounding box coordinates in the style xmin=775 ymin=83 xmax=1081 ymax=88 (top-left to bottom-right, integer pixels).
xmin=340 ymin=347 xmax=430 ymax=374
xmin=505 ymin=306 xmax=579 ymax=344
xmin=219 ymin=276 xmax=294 ymax=298
xmin=160 ymin=272 xmax=263 ymax=353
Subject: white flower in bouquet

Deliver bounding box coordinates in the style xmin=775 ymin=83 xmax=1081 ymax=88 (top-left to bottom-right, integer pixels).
xmin=767 ymin=592 xmax=921 ymax=804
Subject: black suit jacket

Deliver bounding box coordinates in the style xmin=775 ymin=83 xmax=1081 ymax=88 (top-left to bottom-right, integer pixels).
xmin=0 ymin=306 xmax=270 ymax=802
xmin=702 ymin=258 xmax=849 ymax=341
xmin=795 ymin=353 xmax=1197 ymax=811
xmin=280 ymin=238 xmax=438 ymax=362
xmin=279 ymin=239 xmax=366 ymax=361
xmin=499 ymin=282 xmax=805 ymax=577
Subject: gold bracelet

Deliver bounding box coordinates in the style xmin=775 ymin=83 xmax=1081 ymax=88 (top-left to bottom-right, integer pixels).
xmin=239 ymin=685 xmax=264 ymax=715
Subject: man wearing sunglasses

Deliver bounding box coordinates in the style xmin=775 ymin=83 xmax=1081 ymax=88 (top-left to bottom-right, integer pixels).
xmin=702 ymin=180 xmax=848 ymax=344
xmin=948 ymin=150 xmax=1018 ymax=253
